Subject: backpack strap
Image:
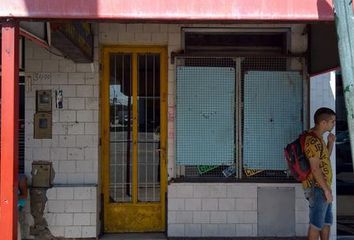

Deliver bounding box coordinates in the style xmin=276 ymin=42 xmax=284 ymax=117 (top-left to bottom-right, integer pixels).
xmin=305 ymin=131 xmax=324 ymax=157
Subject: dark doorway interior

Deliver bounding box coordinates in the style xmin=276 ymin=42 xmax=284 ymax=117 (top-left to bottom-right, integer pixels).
xmin=336 ymin=72 xmax=354 ymax=236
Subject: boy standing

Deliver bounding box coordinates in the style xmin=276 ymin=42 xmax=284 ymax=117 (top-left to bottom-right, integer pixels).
xmin=303 ymin=107 xmax=336 ymax=240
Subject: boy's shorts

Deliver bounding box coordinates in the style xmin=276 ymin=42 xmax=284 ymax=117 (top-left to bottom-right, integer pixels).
xmin=304 ymin=187 xmax=333 ymax=230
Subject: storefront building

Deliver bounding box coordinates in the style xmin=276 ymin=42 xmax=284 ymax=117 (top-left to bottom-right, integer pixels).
xmin=0 ymin=0 xmax=339 ymax=239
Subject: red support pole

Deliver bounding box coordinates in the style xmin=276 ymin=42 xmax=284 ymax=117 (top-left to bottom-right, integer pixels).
xmin=1 ymin=19 xmax=19 ymax=240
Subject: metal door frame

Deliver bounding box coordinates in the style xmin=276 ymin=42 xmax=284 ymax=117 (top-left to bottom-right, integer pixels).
xmin=101 ymin=46 xmax=168 ymax=232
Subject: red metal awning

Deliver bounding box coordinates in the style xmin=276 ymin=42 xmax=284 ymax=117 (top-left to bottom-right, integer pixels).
xmin=0 ymin=0 xmax=334 ymax=21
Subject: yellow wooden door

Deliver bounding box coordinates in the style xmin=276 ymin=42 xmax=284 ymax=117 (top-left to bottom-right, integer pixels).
xmin=101 ymin=46 xmax=167 ymax=232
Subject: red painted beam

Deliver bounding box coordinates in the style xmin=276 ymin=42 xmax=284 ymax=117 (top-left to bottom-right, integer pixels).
xmin=0 ymin=20 xmax=19 ymax=240
xmin=0 ymin=0 xmax=334 ymax=21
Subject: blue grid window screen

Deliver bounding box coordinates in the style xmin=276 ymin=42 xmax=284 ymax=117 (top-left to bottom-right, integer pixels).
xmin=176 ymin=67 xmax=235 ymax=166
xmin=243 ymin=71 xmax=303 ymax=170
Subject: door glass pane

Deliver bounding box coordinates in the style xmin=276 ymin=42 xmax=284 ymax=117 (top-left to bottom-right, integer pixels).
xmin=109 ymin=54 xmax=133 ymax=203
xmin=137 ymin=54 xmax=161 ymax=202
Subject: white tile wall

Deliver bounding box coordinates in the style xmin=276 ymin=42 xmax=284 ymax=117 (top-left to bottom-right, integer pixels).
xmin=168 ymin=183 xmax=308 ymax=237
xmin=24 ymin=23 xmax=99 ymax=238
xmin=25 ymin=38 xmax=99 ymax=185
xmin=45 ymin=187 xmax=97 ymax=238
xmin=21 ymin=187 xmax=97 ymax=238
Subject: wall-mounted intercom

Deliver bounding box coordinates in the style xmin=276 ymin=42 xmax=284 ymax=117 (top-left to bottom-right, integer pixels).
xmin=34 ymin=112 xmax=52 ymax=139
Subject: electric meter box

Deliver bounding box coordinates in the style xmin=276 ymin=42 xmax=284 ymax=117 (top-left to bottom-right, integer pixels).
xmin=34 ymin=112 xmax=52 ymax=139
xmin=31 ymin=161 xmax=53 ymax=188
xmin=36 ymin=90 xmax=52 ymax=112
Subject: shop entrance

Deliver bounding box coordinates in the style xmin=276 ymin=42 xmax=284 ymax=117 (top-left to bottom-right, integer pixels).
xmin=101 ymin=46 xmax=167 ymax=232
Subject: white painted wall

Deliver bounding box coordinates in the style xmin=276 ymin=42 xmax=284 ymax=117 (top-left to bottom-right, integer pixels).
xmin=23 ymin=23 xmax=100 ymax=238
xmin=168 ymin=183 xmax=308 ymax=237
xmin=24 ymin=43 xmax=99 ymax=186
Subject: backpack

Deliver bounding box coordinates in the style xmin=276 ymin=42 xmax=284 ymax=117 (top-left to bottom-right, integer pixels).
xmin=284 ymin=131 xmax=320 ymax=182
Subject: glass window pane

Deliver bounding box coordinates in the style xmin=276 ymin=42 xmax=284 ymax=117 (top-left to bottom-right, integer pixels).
xmin=137 ymin=54 xmax=161 ymax=202
xmin=109 ymin=54 xmax=133 ymax=203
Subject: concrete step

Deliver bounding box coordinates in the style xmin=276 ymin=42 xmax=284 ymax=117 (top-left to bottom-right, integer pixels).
xmin=99 ymin=235 xmax=309 ymax=240
xmin=99 ymin=233 xmax=167 ymax=240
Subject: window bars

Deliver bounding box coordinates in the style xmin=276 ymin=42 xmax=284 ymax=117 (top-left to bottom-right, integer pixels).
xmin=175 ymin=56 xmax=305 ymax=180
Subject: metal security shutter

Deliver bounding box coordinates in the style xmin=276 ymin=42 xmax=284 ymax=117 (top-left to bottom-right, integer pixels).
xmin=176 ymin=66 xmax=235 ymax=166
xmin=243 ymin=71 xmax=302 ymax=170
